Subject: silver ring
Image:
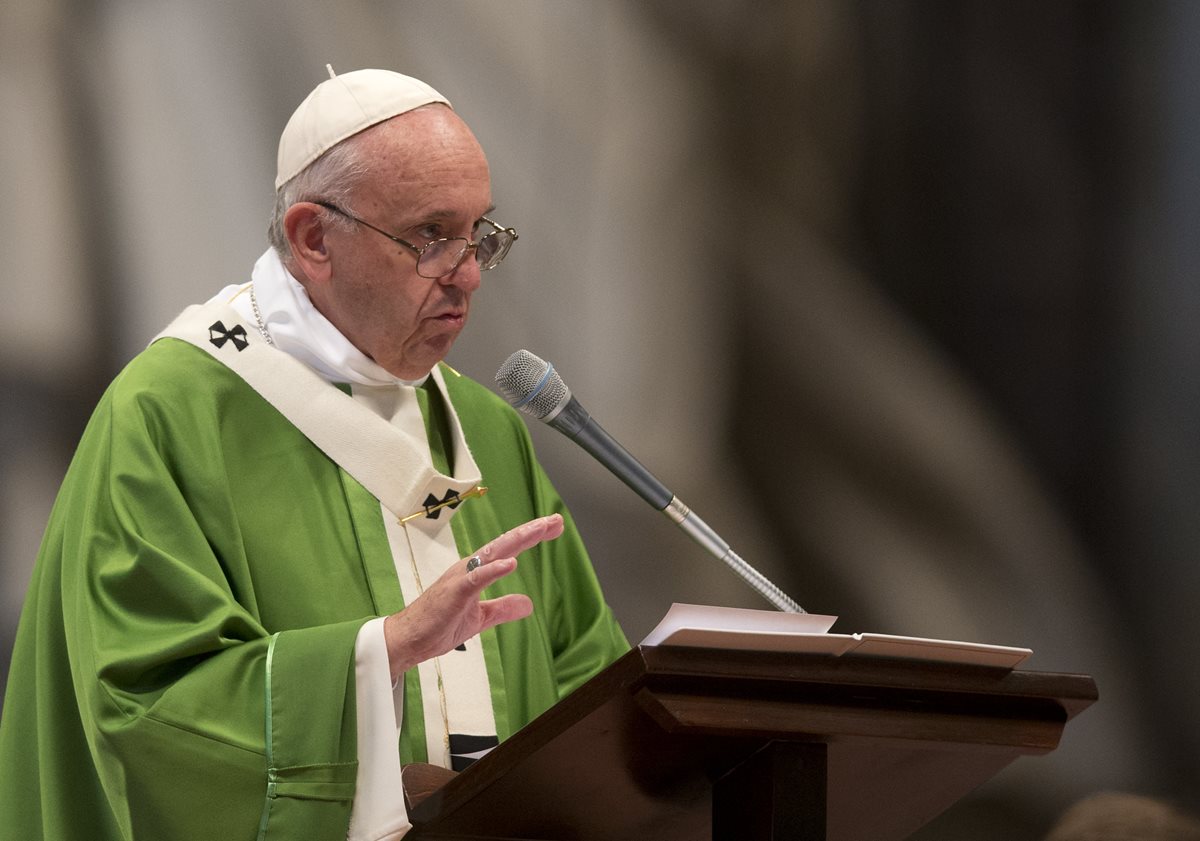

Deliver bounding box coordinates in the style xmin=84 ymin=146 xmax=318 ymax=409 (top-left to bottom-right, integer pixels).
xmin=465 ymin=555 xmax=482 ymax=573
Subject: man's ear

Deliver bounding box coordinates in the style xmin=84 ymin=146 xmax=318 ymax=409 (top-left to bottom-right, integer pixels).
xmin=283 ymin=203 xmax=332 ymax=281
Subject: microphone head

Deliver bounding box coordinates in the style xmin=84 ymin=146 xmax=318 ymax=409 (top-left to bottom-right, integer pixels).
xmin=495 ymin=349 xmax=571 ymax=420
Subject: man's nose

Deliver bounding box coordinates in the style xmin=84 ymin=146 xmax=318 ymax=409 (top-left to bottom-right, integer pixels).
xmin=439 ymin=247 xmax=483 ymax=291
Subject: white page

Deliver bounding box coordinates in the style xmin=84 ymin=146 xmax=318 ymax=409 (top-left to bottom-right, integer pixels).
xmin=641 ymin=603 xmax=838 ymax=646
xmin=641 ymin=603 xmax=1032 ymax=668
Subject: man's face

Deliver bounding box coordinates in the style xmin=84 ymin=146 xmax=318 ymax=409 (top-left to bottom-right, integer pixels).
xmin=310 ymin=106 xmax=494 ymax=380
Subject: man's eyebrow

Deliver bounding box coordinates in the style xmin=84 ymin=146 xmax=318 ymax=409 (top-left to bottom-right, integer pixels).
xmin=407 ymin=204 xmax=497 ymax=224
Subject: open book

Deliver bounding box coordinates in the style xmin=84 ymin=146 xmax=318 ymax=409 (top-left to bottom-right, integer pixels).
xmin=642 ymin=603 xmax=1031 ymax=669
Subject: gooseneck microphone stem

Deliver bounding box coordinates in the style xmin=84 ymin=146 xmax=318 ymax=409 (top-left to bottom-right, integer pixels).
xmin=497 ymin=350 xmax=805 ymax=614
xmin=661 ymin=498 xmax=804 ymax=615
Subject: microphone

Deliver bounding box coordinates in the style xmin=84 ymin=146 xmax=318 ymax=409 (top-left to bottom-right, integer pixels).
xmin=495 ymin=349 xmax=804 ymax=613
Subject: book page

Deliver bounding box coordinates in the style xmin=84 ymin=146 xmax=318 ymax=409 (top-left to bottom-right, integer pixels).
xmin=641 ymin=603 xmax=837 ymax=646
xmin=641 ymin=603 xmax=1032 ymax=668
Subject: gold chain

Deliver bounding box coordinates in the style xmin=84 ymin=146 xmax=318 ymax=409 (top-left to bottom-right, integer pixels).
xmin=399 ymin=523 xmax=452 ymax=766
xmin=248 ymin=282 xmax=275 ymax=346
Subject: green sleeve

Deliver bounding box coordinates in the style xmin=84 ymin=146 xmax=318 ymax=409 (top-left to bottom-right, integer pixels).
xmin=54 ymin=358 xmax=364 ymax=840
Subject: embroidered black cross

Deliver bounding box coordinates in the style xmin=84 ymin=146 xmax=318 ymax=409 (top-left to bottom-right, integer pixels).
xmin=208 ymin=321 xmax=249 ymax=352
xmin=422 ymin=489 xmax=465 ymax=520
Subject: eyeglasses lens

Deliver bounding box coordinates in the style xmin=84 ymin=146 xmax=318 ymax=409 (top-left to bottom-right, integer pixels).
xmin=415 ymin=230 xmax=514 ymax=278
xmin=477 ymin=234 xmax=503 ymax=269
xmin=417 ymin=240 xmax=467 ymax=278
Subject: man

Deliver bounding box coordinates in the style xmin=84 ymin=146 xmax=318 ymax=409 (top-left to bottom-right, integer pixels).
xmin=0 ymin=67 xmax=628 ymax=840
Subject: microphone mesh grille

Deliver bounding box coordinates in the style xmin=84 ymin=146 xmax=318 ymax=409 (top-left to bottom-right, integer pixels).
xmin=495 ymin=349 xmax=570 ymax=419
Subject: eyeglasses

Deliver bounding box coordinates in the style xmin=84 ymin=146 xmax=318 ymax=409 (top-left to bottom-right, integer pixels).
xmin=315 ymin=201 xmax=518 ymax=278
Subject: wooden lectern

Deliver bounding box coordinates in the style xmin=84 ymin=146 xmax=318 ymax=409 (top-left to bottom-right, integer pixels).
xmin=406 ymin=645 xmax=1097 ymax=840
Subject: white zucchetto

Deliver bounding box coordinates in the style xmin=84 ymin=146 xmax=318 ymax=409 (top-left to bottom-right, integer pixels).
xmin=275 ymin=65 xmax=451 ymax=189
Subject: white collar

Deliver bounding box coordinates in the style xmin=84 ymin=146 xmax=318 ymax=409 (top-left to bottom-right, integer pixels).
xmin=221 ymin=249 xmax=427 ymax=387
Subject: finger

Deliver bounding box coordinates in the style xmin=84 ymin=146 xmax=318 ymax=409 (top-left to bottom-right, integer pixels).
xmin=474 ymin=514 xmax=564 ymax=565
xmin=477 ymin=593 xmax=533 ymax=632
xmin=464 ymin=556 xmax=518 ymax=592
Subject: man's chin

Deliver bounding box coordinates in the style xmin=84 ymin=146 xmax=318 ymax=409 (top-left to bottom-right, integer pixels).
xmin=384 ymin=339 xmax=459 ymax=381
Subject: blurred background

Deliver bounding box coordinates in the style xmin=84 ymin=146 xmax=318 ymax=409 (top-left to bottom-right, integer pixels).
xmin=2 ymin=1 xmax=1198 ymax=838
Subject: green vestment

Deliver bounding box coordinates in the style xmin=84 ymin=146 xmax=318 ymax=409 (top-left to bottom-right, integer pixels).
xmin=0 ymin=337 xmax=629 ymax=840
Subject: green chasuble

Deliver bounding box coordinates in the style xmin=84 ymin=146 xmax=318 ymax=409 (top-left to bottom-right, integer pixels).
xmin=0 ymin=338 xmax=629 ymax=840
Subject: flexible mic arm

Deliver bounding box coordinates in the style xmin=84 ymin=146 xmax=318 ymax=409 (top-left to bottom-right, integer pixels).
xmin=497 ymin=351 xmax=805 ymax=614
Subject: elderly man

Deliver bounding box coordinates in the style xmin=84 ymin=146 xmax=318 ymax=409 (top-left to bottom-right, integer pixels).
xmin=0 ymin=68 xmax=628 ymax=840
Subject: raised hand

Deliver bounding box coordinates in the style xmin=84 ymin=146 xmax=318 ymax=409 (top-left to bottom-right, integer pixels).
xmin=383 ymin=513 xmax=564 ymax=680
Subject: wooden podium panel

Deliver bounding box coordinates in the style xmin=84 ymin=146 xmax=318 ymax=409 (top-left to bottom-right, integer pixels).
xmin=407 ymin=645 xmax=1097 ymax=841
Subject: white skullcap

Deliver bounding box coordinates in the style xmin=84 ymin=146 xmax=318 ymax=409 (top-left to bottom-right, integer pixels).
xmin=275 ymin=65 xmax=451 ymax=189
